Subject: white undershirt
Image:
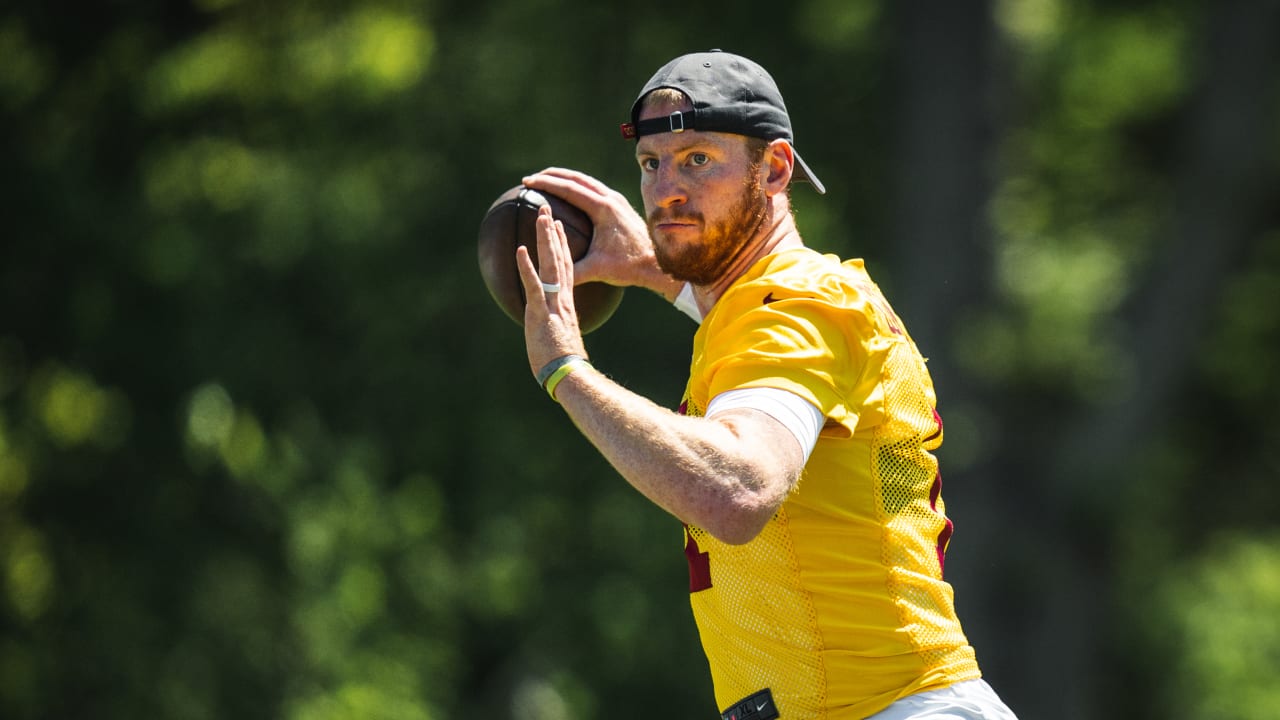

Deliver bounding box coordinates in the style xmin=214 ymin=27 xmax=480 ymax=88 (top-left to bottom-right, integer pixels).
xmin=705 ymin=387 xmax=824 ymax=462
xmin=673 ymin=282 xmax=703 ymax=323
xmin=676 ymin=284 xmax=822 ymax=459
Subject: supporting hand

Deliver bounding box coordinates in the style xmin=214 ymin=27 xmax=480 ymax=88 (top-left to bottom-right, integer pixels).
xmin=516 ymin=206 xmax=589 ymax=378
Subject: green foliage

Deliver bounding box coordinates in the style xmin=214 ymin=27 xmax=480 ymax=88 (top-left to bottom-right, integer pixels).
xmin=1162 ymin=534 xmax=1280 ymax=720
xmin=981 ymin=4 xmax=1193 ymax=396
xmin=0 ymin=1 xmax=1278 ymax=719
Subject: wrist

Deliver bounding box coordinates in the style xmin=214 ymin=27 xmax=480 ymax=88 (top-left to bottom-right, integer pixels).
xmin=535 ymin=354 xmax=594 ymax=401
xmin=653 ymin=272 xmax=686 ymax=303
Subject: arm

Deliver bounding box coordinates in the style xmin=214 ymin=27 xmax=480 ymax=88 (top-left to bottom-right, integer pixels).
xmin=516 ymin=205 xmax=804 ymax=544
xmin=555 ymin=370 xmax=805 ymax=545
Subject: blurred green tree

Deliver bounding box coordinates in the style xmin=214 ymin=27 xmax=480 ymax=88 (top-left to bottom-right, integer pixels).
xmin=0 ymin=0 xmax=1277 ymax=718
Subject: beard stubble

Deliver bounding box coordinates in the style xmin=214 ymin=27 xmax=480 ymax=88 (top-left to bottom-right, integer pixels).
xmin=648 ymin=172 xmax=769 ymax=286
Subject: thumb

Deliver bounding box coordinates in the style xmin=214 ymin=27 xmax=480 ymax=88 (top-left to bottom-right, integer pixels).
xmin=571 ymin=249 xmax=607 ymax=286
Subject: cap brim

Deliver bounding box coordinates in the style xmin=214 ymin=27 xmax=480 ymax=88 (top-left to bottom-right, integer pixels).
xmin=793 ymin=150 xmax=826 ymax=195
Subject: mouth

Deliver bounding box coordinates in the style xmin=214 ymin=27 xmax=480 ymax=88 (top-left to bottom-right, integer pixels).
xmin=650 ymin=215 xmax=700 ymax=233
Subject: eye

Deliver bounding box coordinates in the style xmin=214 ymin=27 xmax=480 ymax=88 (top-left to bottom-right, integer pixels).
xmin=689 ymin=153 xmax=710 ymax=166
xmin=640 ymin=157 xmax=659 ymax=171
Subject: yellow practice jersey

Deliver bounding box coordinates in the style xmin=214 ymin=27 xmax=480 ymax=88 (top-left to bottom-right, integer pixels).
xmin=679 ymin=248 xmax=981 ymax=719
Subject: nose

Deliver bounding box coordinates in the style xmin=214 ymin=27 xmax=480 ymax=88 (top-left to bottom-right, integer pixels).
xmin=650 ymin=165 xmax=687 ymax=210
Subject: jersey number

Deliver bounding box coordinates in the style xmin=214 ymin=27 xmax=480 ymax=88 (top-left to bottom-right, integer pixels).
xmin=684 ymin=526 xmax=712 ymax=592
xmin=928 ymin=409 xmax=954 ymax=574
xmin=930 ymin=472 xmax=955 ymax=574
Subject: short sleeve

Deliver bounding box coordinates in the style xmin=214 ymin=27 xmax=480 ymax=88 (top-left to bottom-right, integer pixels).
xmin=700 ymin=294 xmax=878 ymax=436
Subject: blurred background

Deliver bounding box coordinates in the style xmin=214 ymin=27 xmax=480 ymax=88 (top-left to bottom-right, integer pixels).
xmin=2 ymin=0 xmax=1278 ymax=718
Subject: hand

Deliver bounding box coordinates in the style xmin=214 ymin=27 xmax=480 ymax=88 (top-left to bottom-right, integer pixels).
xmin=523 ymin=168 xmax=684 ymax=302
xmin=516 ymin=206 xmax=589 ymax=377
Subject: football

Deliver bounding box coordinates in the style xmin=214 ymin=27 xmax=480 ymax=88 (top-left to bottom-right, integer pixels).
xmin=477 ymin=185 xmax=624 ymax=334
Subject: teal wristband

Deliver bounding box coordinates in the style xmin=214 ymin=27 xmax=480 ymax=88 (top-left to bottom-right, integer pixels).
xmin=536 ymin=354 xmax=587 ymax=388
xmin=543 ymin=357 xmax=592 ymax=400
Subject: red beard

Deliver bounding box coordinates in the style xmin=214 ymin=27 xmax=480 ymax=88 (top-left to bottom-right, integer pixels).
xmin=649 ymin=176 xmax=769 ymax=285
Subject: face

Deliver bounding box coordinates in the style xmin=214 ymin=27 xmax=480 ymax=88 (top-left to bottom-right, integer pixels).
xmin=635 ymin=98 xmax=769 ymax=285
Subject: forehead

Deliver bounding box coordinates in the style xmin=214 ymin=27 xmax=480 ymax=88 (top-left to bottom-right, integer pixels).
xmin=637 ymin=90 xmax=694 ymax=121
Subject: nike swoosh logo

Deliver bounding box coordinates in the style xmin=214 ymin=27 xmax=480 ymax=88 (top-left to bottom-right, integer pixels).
xmin=756 ymin=700 xmax=769 ymax=711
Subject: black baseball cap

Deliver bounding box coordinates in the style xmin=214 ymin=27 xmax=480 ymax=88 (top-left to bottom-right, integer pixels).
xmin=621 ymin=49 xmax=826 ymax=195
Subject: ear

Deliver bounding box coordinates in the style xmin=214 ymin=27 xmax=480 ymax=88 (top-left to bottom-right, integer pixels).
xmin=762 ymin=139 xmax=794 ymax=197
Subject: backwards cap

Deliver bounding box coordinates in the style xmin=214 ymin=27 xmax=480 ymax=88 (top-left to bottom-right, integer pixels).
xmin=621 ymin=49 xmax=826 ymax=195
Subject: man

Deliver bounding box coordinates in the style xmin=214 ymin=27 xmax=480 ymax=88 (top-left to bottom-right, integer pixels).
xmin=515 ymin=50 xmax=1017 ymax=719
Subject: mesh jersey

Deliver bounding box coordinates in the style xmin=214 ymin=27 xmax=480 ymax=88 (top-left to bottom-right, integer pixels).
xmin=679 ymin=248 xmax=981 ymax=719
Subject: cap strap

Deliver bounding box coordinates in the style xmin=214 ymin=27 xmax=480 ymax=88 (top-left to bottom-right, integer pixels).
xmin=622 ymin=114 xmax=686 ymax=139
xmin=620 ymin=108 xmax=771 ymax=140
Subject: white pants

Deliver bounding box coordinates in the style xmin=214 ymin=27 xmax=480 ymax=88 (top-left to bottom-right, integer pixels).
xmin=866 ymin=680 xmax=1018 ymax=719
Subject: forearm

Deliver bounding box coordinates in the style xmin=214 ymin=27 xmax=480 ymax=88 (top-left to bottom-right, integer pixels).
xmin=552 ymin=365 xmax=788 ymax=543
xmin=514 ymin=194 xmax=791 ymax=542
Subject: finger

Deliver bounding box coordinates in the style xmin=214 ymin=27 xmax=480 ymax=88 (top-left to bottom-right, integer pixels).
xmin=525 ymin=167 xmax=611 ymax=195
xmin=523 ymin=170 xmax=613 ymax=214
xmin=516 ymin=243 xmax=549 ymax=309
xmin=535 ymin=206 xmax=557 ymax=276
xmin=533 ymin=207 xmax=567 ymax=299
xmin=551 ymin=219 xmax=575 ymax=302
